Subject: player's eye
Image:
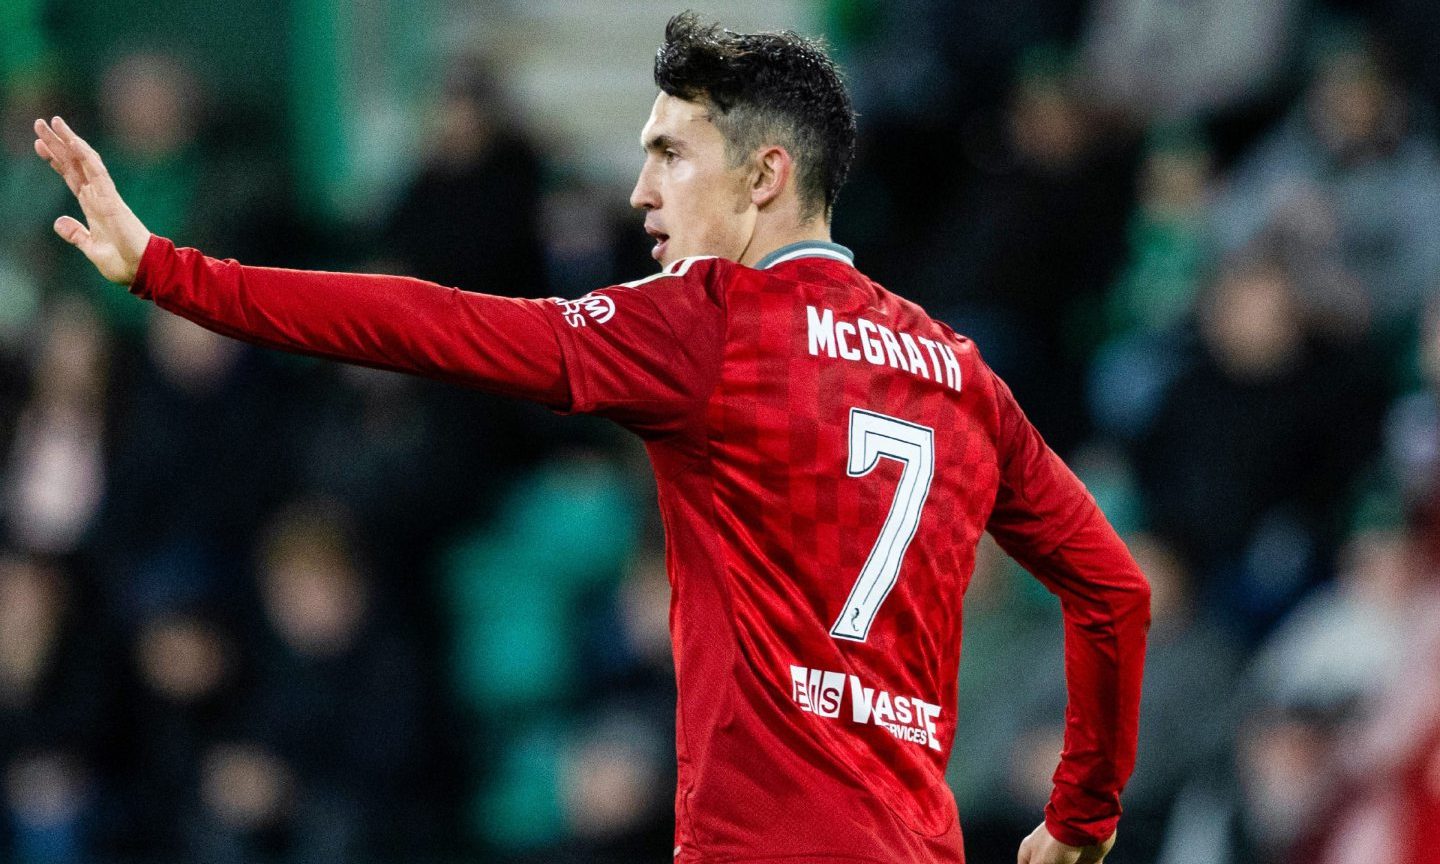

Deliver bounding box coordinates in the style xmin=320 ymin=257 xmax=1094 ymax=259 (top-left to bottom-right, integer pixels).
xmin=664 ymin=149 xmax=679 ymax=164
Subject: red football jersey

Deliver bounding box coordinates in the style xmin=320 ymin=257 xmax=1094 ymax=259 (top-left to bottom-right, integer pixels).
xmin=132 ymin=236 xmax=1151 ymax=863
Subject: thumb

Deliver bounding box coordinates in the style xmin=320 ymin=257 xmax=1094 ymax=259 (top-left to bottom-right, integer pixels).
xmin=54 ymin=215 xmax=92 ymax=251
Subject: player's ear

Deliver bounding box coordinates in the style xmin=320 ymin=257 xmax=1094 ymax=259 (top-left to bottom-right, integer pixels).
xmin=749 ymin=145 xmax=791 ymax=210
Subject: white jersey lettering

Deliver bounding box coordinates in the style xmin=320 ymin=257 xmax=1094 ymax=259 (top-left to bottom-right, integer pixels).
xmin=804 ymin=305 xmax=960 ymax=393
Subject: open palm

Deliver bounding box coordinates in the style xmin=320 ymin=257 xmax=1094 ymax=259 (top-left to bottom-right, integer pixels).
xmin=32 ymin=116 xmax=151 ymax=285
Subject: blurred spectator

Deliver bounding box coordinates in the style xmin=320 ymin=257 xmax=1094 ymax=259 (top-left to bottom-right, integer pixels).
xmin=227 ymin=498 xmax=427 ymax=857
xmin=94 ymin=310 xmax=291 ymax=619
xmin=0 ymin=555 xmax=111 ymax=864
xmin=825 ymin=0 xmax=1091 ymax=243
xmin=541 ymin=180 xmax=656 ymax=299
xmin=188 ymin=740 xmax=302 ymax=863
xmin=1135 ymin=243 xmax=1387 ymax=638
xmin=551 ymin=546 xmax=678 ymax=863
xmin=1210 ymin=28 xmax=1440 ymax=337
xmin=1078 ymin=0 xmax=1301 ymax=122
xmin=111 ymin=604 xmax=244 ymax=857
xmin=367 ymin=55 xmax=582 ymax=591
xmin=923 ymin=50 xmax=1140 ymax=451
xmin=1233 ymin=703 xmax=1350 ymax=863
xmin=284 ymin=361 xmax=567 ymax=613
xmin=379 ymin=56 xmax=546 ymax=298
xmin=556 ymin=705 xmax=672 ymax=864
xmin=1 ymin=296 xmax=110 ymax=557
xmin=1167 ymin=522 xmax=1429 ymax=864
xmin=1087 ymin=128 xmax=1216 ymax=442
xmin=956 ymin=532 xmax=1240 ymax=862
xmin=1246 ymin=527 xmax=1412 ymax=714
xmin=1309 ymin=527 xmax=1440 ymax=864
xmin=1248 ymin=195 xmax=1374 ymax=348
xmin=1107 ymin=127 xmax=1215 ymax=340
xmin=60 ymin=50 xmax=268 ymax=339
xmin=286 ymin=366 xmax=464 ymax=584
xmin=187 ymin=735 xmax=412 ymax=864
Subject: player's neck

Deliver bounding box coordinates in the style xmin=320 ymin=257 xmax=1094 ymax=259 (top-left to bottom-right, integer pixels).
xmin=738 ymin=217 xmax=832 ymax=269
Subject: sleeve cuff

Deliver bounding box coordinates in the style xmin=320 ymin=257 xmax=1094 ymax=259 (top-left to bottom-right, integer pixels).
xmin=1045 ymin=778 xmax=1121 ymax=847
xmin=128 ymin=233 xmax=171 ymax=299
xmin=1044 ymin=805 xmax=1118 ymax=848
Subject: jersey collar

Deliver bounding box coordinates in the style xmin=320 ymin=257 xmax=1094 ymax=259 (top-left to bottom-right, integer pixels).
xmin=754 ymin=240 xmax=856 ymax=270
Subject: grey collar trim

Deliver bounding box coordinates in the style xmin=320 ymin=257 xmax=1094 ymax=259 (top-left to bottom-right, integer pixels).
xmin=754 ymin=240 xmax=856 ymax=270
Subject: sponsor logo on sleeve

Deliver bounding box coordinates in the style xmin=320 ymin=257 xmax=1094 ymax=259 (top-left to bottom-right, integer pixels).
xmin=788 ymin=664 xmax=942 ymax=751
xmin=553 ymin=294 xmax=616 ymax=327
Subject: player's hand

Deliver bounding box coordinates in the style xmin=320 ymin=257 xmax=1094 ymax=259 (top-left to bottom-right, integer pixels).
xmin=1016 ymin=822 xmax=1115 ymax=864
xmin=32 ymin=116 xmax=151 ymax=285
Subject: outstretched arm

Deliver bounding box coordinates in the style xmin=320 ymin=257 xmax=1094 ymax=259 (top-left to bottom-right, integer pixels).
xmin=33 ymin=116 xmax=571 ymax=404
xmin=33 ymin=116 xmax=727 ymax=426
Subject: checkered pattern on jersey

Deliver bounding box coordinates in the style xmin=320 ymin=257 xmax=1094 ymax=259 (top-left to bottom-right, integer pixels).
xmin=697 ymin=255 xmax=1003 ymax=840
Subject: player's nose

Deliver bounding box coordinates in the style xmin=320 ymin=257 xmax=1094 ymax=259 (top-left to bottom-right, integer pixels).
xmin=629 ymin=167 xmax=659 ymax=211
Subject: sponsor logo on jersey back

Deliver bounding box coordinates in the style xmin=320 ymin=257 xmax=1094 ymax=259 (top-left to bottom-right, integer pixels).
xmin=789 ymin=664 xmax=942 ymax=750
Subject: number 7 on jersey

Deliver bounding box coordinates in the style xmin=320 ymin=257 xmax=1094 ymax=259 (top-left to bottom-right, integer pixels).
xmin=831 ymin=408 xmax=936 ymax=642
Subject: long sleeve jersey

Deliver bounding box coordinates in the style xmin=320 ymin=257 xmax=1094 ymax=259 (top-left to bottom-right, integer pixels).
xmin=131 ymin=234 xmax=1151 ymax=862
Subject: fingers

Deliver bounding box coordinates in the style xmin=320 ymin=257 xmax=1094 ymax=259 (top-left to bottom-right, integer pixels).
xmin=33 ymin=116 xmax=112 ymax=195
xmin=53 ymin=215 xmax=92 ymax=252
xmin=51 ymin=116 xmax=111 ymax=187
xmin=33 ymin=136 xmax=61 ymax=173
xmin=34 ymin=120 xmax=87 ymax=198
xmin=33 ymin=117 xmax=71 ymax=163
xmin=34 ymin=138 xmax=76 ymax=191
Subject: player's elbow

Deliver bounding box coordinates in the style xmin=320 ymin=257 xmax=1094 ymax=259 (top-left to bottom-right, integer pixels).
xmin=1118 ymin=565 xmax=1152 ymax=630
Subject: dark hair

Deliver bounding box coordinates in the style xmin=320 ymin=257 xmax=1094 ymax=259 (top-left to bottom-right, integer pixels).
xmin=654 ymin=11 xmax=857 ymax=222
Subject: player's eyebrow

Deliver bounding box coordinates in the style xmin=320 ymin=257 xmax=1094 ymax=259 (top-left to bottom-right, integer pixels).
xmin=643 ymin=133 xmax=682 ymax=154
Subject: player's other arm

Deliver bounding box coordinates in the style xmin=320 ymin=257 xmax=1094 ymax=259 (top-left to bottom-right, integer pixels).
xmin=982 ymin=366 xmax=1151 ymax=864
xmin=33 ymin=116 xmax=573 ymax=405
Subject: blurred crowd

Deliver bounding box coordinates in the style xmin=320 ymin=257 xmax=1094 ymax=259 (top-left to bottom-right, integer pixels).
xmin=3 ymin=0 xmax=1440 ymax=862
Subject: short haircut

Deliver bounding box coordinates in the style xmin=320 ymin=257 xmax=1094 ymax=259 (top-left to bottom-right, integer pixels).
xmin=654 ymin=11 xmax=858 ymax=222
